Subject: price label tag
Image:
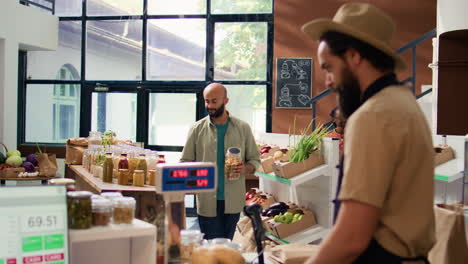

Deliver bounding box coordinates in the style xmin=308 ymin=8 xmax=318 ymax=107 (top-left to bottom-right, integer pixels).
xmin=20 ymin=213 xmax=64 ymax=233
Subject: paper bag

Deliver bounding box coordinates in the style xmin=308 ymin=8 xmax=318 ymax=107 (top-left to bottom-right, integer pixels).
xmin=66 ymin=138 xmax=88 ymax=165
xmin=269 ymin=244 xmax=319 ymax=264
xmin=37 ymin=153 xmax=58 ymax=177
xmin=428 ymin=204 xmax=468 ymax=264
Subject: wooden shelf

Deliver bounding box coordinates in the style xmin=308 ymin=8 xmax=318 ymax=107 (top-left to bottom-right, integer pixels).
xmin=69 ymin=165 xmax=157 ymax=192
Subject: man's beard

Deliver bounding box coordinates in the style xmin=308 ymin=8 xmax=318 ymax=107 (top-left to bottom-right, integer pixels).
xmin=336 ymin=67 xmax=362 ymax=119
xmin=207 ymin=103 xmax=225 ymax=118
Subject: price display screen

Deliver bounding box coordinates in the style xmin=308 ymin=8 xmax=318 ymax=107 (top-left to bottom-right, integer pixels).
xmin=162 ymin=165 xmax=216 ymax=192
xmin=0 ymin=186 xmax=69 ymax=264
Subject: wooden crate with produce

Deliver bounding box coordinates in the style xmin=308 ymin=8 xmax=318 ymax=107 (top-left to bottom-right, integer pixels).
xmin=272 ymin=120 xmax=330 ymax=179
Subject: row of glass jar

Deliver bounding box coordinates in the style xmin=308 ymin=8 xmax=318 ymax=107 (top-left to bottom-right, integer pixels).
xmin=83 ymin=148 xmax=165 ymax=186
xmin=67 ymin=191 xmax=136 ymax=229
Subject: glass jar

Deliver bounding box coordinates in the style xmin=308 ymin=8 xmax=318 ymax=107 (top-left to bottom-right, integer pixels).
xmin=118 ymin=153 xmax=129 ymax=170
xmin=118 ymin=169 xmax=130 ymax=185
xmin=180 ymin=229 xmax=203 ymax=262
xmin=225 ymin=147 xmax=242 ymax=181
xmin=92 ymin=198 xmax=112 ymax=226
xmin=147 ymin=169 xmax=156 ymax=186
xmin=133 ymin=170 xmax=145 ymax=187
xmin=158 ymin=155 xmax=166 ymax=164
xmin=113 ymin=197 xmax=136 ymax=224
xmin=146 ymin=151 xmax=159 ymax=170
xmin=102 ymin=153 xmax=114 ymax=183
xmin=88 ymin=131 xmax=102 ymax=146
xmin=67 ymin=191 xmax=93 ymax=229
xmin=101 ymin=192 xmax=123 ymax=201
xmin=49 ymin=178 xmax=76 ymax=192
xmin=136 ymin=154 xmax=148 ymax=185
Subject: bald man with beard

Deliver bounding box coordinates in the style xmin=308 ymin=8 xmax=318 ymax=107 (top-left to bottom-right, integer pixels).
xmin=181 ymin=82 xmax=260 ymax=240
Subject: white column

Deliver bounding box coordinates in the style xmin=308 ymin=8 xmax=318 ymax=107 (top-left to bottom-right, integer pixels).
xmin=437 ymin=0 xmax=468 ymax=36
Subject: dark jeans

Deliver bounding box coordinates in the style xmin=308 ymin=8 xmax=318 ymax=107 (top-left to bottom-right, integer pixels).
xmin=197 ymin=200 xmax=240 ymax=240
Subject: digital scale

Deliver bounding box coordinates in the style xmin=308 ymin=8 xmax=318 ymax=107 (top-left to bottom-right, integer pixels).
xmin=155 ymin=162 xmax=217 ymax=264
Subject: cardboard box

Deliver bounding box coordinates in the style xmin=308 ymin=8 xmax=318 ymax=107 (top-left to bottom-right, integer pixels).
xmin=0 ymin=167 xmax=25 ymax=178
xmin=434 ymin=145 xmax=455 ymax=166
xmin=266 ymin=209 xmax=317 ymax=239
xmin=260 ymin=146 xmax=280 ymax=159
xmin=271 ymin=151 xmax=324 ymax=179
xmin=261 ymin=157 xmax=274 ymax=173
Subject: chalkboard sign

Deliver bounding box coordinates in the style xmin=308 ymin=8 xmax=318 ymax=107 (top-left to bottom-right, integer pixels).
xmin=276 ymin=58 xmax=313 ymax=108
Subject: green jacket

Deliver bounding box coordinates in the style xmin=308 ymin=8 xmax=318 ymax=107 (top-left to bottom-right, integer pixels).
xmin=180 ymin=115 xmax=261 ymax=217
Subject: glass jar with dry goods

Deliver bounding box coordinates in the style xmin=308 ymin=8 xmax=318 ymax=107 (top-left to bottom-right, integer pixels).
xmin=49 ymin=178 xmax=76 ymax=192
xmin=180 ymin=229 xmax=203 ymax=262
xmin=102 ymin=153 xmax=114 ymax=183
xmin=117 ymin=169 xmax=130 ymax=185
xmin=67 ymin=191 xmax=93 ymax=229
xmin=92 ymin=198 xmax=112 ymax=226
xmin=225 ymin=147 xmax=242 ymax=181
xmin=133 ymin=169 xmax=145 ymax=187
xmin=101 ymin=192 xmax=123 ymax=201
xmin=113 ymin=197 xmax=136 ymax=224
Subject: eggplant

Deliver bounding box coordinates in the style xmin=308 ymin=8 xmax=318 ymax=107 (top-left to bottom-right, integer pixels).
xmin=266 ymin=208 xmax=285 ymax=217
xmin=268 ymin=202 xmax=289 ymax=211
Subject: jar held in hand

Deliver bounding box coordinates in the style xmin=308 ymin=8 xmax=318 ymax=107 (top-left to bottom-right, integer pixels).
xmin=225 ymin=147 xmax=242 ymax=181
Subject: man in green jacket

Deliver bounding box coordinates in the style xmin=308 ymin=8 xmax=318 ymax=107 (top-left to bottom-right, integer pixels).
xmin=181 ymin=82 xmax=260 ymax=239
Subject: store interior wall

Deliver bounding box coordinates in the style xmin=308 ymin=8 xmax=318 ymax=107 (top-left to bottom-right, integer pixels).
xmin=272 ymin=0 xmax=436 ymax=134
xmin=0 ymin=0 xmax=58 ymax=150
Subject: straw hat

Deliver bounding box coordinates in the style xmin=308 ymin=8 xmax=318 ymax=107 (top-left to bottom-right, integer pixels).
xmin=302 ymin=3 xmax=406 ymax=71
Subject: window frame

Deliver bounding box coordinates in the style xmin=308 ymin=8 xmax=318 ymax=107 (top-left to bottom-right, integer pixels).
xmin=17 ymin=0 xmax=274 ymax=156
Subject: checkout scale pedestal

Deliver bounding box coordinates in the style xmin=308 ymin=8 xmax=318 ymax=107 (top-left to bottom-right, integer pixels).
xmin=155 ymin=162 xmax=217 ymax=264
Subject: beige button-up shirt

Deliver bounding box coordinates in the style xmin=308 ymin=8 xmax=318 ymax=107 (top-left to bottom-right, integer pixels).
xmin=339 ymin=85 xmax=435 ymax=258
xmin=181 ymin=115 xmax=260 ymax=217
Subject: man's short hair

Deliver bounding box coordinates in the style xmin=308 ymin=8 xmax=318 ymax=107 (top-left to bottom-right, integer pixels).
xmin=320 ymin=31 xmax=395 ymax=72
xmin=330 ymin=107 xmax=338 ymax=118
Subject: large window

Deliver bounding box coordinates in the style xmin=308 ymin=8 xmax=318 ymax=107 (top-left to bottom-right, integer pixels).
xmin=19 ymin=0 xmax=273 ymax=151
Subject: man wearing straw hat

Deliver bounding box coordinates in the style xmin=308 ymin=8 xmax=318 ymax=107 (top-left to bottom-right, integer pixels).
xmin=302 ymin=3 xmax=435 ymax=263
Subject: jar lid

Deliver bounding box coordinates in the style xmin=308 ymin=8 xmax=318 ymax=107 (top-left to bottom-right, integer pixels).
xmin=91 ymin=194 xmax=104 ymax=200
xmin=134 ymin=170 xmax=144 ymax=173
xmin=101 ymin=192 xmax=123 ymax=200
xmin=227 ymin=147 xmax=241 ymax=154
xmin=49 ymin=178 xmax=75 ymax=185
xmin=120 ymin=153 xmax=128 ymax=156
xmin=113 ymin=196 xmax=136 ymax=207
xmin=92 ymin=198 xmax=112 ymax=209
xmin=67 ymin=191 xmax=93 ymax=199
xmin=118 ymin=169 xmax=129 ymax=172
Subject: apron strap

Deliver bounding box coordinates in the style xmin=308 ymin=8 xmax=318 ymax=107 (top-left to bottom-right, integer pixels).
xmin=354 ymin=239 xmax=429 ymax=264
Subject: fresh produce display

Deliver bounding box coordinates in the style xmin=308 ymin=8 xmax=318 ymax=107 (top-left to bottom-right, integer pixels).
xmin=26 ymin=153 xmax=38 ymax=166
xmin=0 ymin=152 xmax=5 ymax=164
xmin=288 ymin=118 xmax=330 ymax=163
xmin=245 ymin=188 xmax=273 ymax=206
xmin=273 ymin=211 xmax=304 ymax=224
xmin=261 ymin=202 xmax=289 ymax=217
xmin=6 ymin=149 xmax=21 ymax=158
xmin=21 ymin=161 xmax=35 ymax=172
xmin=5 ymin=155 xmax=22 ymax=167
xmin=260 ymin=146 xmax=272 ymax=154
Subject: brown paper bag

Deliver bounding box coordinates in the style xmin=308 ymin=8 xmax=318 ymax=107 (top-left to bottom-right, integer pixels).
xmin=37 ymin=153 xmax=58 ymax=177
xmin=66 ymin=138 xmax=88 ymax=165
xmin=428 ymin=204 xmax=468 ymax=264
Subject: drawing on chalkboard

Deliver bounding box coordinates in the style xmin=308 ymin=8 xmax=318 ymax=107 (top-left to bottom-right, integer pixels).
xmin=298 ymin=94 xmax=311 ymax=106
xmin=280 ymin=62 xmax=291 ymax=79
xmin=278 ymin=86 xmax=293 ymax=107
xmin=276 ymin=58 xmax=313 ymax=108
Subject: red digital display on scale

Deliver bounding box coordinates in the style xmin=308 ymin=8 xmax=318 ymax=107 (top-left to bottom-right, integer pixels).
xmin=170 ymin=169 xmax=209 ymax=178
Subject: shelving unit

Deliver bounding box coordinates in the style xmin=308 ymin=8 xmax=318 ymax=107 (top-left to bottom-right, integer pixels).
xmin=69 ymin=219 xmax=156 ymax=264
xmin=255 ymin=134 xmax=340 ymax=244
xmin=433 ymin=135 xmax=467 ymax=204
